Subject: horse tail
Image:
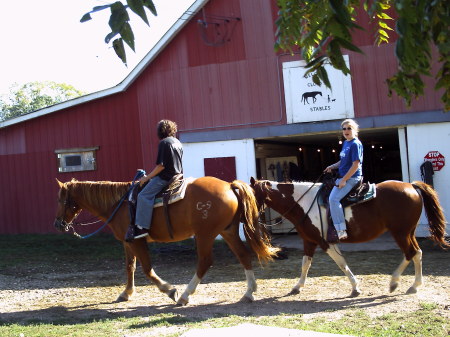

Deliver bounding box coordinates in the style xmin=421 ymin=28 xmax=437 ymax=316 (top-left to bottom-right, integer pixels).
xmin=230 ymin=180 xmax=280 ymax=263
xmin=412 ymin=181 xmax=450 ymax=249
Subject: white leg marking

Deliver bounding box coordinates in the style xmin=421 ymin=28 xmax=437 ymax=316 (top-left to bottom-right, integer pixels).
xmin=326 ymin=245 xmax=361 ymax=297
xmin=408 ymin=249 xmax=423 ymax=294
xmin=178 ymin=274 xmax=201 ymax=305
xmin=291 ymin=255 xmax=312 ymax=294
xmin=243 ymin=269 xmax=257 ymax=301
xmin=390 ymin=257 xmax=410 ymax=293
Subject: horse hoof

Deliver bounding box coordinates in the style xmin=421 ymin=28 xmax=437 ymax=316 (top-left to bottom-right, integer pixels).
xmin=406 ymin=287 xmax=417 ymax=294
xmin=168 ymin=288 xmax=178 ymax=302
xmin=389 ymin=283 xmax=398 ymax=293
xmin=350 ymin=289 xmax=361 ymax=297
xmin=116 ymin=291 xmax=132 ymax=302
xmin=176 ymin=297 xmax=189 ymax=306
xmin=116 ymin=296 xmax=129 ymax=302
xmin=239 ymin=295 xmax=254 ymax=303
xmin=288 ymin=288 xmax=300 ymax=296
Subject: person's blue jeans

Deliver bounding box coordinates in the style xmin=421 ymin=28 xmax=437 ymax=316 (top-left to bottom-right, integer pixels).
xmin=135 ymin=176 xmax=169 ymax=230
xmin=329 ymin=176 xmax=361 ymax=232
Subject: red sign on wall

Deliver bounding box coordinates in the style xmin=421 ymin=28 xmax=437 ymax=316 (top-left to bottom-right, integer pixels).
xmin=424 ymin=151 xmax=445 ymax=171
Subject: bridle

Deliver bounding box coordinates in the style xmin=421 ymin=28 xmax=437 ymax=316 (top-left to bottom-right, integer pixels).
xmin=54 ymin=192 xmax=85 ymax=233
xmin=256 ymin=174 xmax=324 ymax=228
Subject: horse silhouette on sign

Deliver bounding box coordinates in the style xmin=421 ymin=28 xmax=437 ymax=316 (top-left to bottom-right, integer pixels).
xmin=301 ymin=91 xmax=322 ymax=104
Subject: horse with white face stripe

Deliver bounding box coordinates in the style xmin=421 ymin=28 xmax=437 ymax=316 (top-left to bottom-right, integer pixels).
xmin=250 ymin=178 xmax=449 ymax=297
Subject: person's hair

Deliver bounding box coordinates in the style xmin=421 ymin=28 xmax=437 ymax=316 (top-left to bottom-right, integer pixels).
xmin=157 ymin=120 xmax=178 ymax=139
xmin=341 ymin=118 xmax=359 ymax=136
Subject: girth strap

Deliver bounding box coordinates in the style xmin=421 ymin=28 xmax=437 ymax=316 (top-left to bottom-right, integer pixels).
xmin=160 ymin=174 xmax=184 ymax=239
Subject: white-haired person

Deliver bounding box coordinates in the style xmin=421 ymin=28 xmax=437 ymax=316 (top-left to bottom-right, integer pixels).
xmin=324 ymin=119 xmax=363 ymax=240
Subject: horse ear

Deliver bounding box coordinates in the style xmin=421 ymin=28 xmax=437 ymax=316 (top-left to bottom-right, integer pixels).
xmin=250 ymin=177 xmax=255 ymax=186
xmin=56 ymin=179 xmax=63 ymax=188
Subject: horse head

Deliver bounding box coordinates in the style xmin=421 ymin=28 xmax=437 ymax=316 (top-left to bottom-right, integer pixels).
xmin=53 ymin=179 xmax=82 ymax=232
xmin=250 ymin=177 xmax=274 ymax=211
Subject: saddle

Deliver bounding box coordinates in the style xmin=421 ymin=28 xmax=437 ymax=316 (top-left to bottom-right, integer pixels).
xmin=318 ymin=172 xmax=376 ymax=243
xmin=126 ymin=174 xmax=193 ymax=242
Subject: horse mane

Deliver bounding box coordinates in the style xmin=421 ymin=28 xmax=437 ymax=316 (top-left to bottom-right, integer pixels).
xmin=66 ymin=179 xmax=131 ymax=213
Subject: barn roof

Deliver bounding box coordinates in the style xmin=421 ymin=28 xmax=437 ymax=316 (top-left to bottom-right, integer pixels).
xmin=0 ymin=0 xmax=209 ymax=129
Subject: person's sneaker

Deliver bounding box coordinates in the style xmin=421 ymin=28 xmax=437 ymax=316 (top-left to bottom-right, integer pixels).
xmin=124 ymin=225 xmax=136 ymax=242
xmin=337 ymin=230 xmax=348 ymax=240
xmin=134 ymin=227 xmax=149 ymax=239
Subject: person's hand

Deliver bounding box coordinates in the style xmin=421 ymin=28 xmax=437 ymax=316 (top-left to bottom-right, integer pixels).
xmin=324 ymin=166 xmax=333 ymax=173
xmin=139 ymin=175 xmax=149 ymax=186
xmin=338 ymin=179 xmax=347 ymax=189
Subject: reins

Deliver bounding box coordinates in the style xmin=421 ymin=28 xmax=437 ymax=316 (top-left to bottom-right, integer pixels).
xmin=67 ymin=170 xmax=146 ymax=239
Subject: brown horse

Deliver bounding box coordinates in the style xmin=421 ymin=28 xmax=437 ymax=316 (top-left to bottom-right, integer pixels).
xmin=250 ymin=178 xmax=449 ymax=297
xmin=54 ymin=177 xmax=279 ymax=305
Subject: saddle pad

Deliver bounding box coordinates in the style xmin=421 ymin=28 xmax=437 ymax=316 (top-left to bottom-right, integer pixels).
xmin=343 ymin=183 xmax=376 ymax=207
xmin=154 ymin=177 xmax=196 ymax=208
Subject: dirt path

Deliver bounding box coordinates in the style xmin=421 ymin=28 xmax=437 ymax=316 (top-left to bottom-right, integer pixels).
xmin=1 ymin=241 xmax=449 ymax=325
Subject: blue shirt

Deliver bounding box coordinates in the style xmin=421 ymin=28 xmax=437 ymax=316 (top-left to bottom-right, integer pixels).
xmin=339 ymin=138 xmax=363 ymax=178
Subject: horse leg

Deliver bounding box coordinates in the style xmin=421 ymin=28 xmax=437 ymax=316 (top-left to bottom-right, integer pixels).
xmin=407 ymin=249 xmax=423 ymax=294
xmin=130 ymin=239 xmax=178 ymax=302
xmin=289 ymin=240 xmax=317 ymax=296
xmin=221 ymin=228 xmax=257 ymax=303
xmin=117 ymin=243 xmax=136 ymax=301
xmin=390 ymin=232 xmax=423 ymax=294
xmin=177 ymin=238 xmax=214 ymax=306
xmin=326 ymin=244 xmax=361 ymax=297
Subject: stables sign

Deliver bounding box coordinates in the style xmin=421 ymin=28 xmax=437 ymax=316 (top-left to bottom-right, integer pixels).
xmin=424 ymin=151 xmax=445 ymax=171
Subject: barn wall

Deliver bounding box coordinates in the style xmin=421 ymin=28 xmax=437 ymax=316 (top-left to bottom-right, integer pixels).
xmin=0 ymin=90 xmax=143 ymax=234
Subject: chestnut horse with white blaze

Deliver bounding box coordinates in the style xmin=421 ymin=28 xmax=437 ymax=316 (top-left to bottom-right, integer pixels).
xmin=54 ymin=177 xmax=279 ymax=305
xmin=250 ymin=178 xmax=449 ymax=297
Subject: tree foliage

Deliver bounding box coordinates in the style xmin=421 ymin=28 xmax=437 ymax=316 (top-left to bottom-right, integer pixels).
xmin=0 ymin=81 xmax=86 ymax=121
xmin=80 ymin=0 xmax=157 ymax=65
xmin=275 ymin=0 xmax=449 ymax=110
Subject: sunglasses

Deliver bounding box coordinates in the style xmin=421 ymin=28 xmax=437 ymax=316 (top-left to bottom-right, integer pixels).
xmin=342 ymin=127 xmax=352 ymax=131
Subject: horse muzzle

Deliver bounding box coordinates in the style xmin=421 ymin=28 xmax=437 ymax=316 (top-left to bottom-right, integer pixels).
xmin=54 ymin=218 xmax=71 ymax=232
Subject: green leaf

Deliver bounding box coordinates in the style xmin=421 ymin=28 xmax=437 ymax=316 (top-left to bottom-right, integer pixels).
xmin=105 ymin=31 xmax=119 ymax=44
xmin=113 ymin=38 xmax=127 ymax=65
xmin=80 ymin=13 xmax=92 ymax=23
xmin=143 ymin=0 xmax=157 ymax=16
xmin=92 ymin=5 xmax=112 ymax=12
xmin=109 ymin=2 xmax=130 ymax=34
xmin=317 ymin=66 xmax=331 ymax=88
xmin=334 ymin=37 xmax=363 ymax=53
xmin=305 ymin=55 xmax=327 ymax=69
xmin=120 ymin=22 xmax=135 ymax=51
xmin=312 ymin=73 xmax=322 ymax=86
xmin=329 ymin=0 xmax=352 ymax=26
xmin=127 ymin=0 xmax=149 ymax=25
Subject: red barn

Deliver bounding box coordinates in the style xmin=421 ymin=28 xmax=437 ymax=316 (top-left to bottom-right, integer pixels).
xmin=0 ymin=0 xmax=448 ymax=235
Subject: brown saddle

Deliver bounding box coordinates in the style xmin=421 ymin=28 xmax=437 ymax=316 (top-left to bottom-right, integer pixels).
xmin=126 ymin=174 xmax=185 ymax=241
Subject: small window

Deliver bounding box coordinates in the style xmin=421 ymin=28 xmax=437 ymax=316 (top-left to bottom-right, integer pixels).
xmin=55 ymin=147 xmax=99 ymax=173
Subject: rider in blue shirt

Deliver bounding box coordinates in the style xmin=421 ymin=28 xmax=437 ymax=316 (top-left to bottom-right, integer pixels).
xmin=324 ymin=119 xmax=363 ymax=240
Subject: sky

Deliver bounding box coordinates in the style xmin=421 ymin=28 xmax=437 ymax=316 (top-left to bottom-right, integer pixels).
xmin=0 ymin=0 xmax=196 ymax=97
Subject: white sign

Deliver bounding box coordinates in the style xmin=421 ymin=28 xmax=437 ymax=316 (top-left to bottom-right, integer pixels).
xmin=283 ymin=56 xmax=355 ymax=123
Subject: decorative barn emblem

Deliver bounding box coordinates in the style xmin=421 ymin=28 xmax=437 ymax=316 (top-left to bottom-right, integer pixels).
xmin=196 ymin=201 xmax=212 ymax=219
xmin=301 ymin=91 xmax=322 ymax=104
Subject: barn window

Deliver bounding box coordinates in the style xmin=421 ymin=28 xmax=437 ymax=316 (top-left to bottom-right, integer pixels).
xmin=55 ymin=147 xmax=99 ymax=173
